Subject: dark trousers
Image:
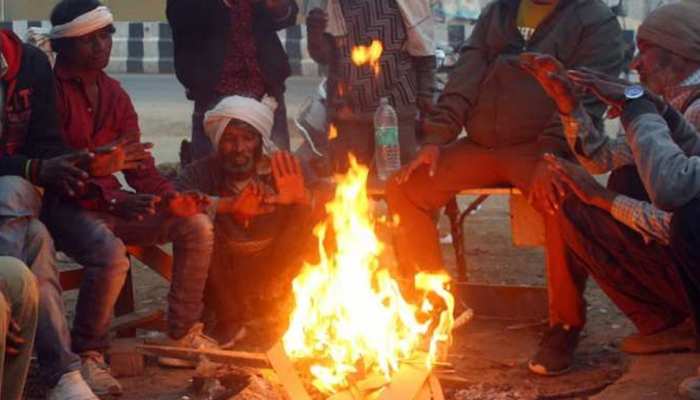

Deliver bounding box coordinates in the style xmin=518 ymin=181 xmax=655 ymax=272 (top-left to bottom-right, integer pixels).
xmin=205 ymin=206 xmax=315 ymax=325
xmin=191 ymin=91 xmax=290 ymax=161
xmin=559 ymin=197 xmax=690 ymax=335
xmin=386 ymin=139 xmax=588 ymax=328
xmin=670 ymin=199 xmax=700 ymax=344
xmin=42 ymin=200 xmax=214 ymax=349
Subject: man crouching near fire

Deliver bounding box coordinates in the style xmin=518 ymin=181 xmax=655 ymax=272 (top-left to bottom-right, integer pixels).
xmin=176 ymin=95 xmax=319 ymax=345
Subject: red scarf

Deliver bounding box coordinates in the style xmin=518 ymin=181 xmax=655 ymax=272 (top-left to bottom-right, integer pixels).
xmin=214 ymin=0 xmax=266 ymax=99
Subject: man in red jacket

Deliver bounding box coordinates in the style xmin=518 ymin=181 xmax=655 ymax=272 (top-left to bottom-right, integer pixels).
xmin=41 ymin=0 xmax=217 ymax=394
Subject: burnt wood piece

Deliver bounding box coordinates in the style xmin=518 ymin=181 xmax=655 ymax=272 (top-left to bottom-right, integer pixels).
xmin=138 ymin=344 xmax=270 ymax=369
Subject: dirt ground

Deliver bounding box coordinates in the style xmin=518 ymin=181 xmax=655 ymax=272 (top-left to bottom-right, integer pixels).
xmin=26 ymin=194 xmax=698 ymax=400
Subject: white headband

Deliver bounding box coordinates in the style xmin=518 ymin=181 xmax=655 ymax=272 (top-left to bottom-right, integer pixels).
xmin=204 ymin=95 xmax=279 ymax=154
xmin=50 ymin=6 xmax=114 ymax=39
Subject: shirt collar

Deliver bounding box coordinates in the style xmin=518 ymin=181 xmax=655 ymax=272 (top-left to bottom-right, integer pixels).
xmin=667 ymin=67 xmax=700 ymax=111
xmin=680 ymin=67 xmax=700 ymax=87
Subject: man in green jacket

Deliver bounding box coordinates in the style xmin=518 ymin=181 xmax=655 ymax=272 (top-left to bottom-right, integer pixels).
xmin=386 ymin=0 xmax=625 ymax=375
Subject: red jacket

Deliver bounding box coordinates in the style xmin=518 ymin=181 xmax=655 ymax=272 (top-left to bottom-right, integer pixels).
xmin=54 ymin=59 xmax=174 ymax=211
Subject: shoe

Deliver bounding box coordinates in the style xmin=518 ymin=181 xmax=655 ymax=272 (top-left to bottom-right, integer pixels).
xmin=80 ymin=351 xmax=123 ymax=396
xmin=47 ymin=370 xmax=99 ymax=400
xmin=528 ymin=324 xmax=581 ymax=376
xmin=680 ymin=375 xmax=700 ymax=400
xmin=621 ymin=319 xmax=696 ymax=355
xmin=147 ymin=322 xmax=220 ymax=368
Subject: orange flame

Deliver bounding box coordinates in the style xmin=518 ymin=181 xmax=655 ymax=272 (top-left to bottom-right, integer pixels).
xmin=328 ymin=124 xmax=338 ymax=140
xmin=282 ymin=156 xmax=454 ymax=394
xmin=351 ymin=40 xmax=383 ymax=76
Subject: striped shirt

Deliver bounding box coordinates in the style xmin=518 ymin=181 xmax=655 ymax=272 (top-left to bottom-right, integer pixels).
xmin=560 ymin=68 xmax=700 ymax=245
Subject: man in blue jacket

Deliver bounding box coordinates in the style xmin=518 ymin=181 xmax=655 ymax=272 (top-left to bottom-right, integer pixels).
xmin=167 ymin=0 xmax=299 ymax=160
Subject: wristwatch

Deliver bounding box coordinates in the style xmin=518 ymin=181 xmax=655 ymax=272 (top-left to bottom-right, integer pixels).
xmin=624 ymin=84 xmax=645 ymax=100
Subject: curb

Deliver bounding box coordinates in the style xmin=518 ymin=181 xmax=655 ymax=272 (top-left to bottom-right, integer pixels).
xmin=1 ymin=19 xmax=637 ymax=76
xmin=2 ymin=20 xmax=475 ymax=76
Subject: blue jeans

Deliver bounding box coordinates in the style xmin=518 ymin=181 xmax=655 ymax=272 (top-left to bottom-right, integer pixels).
xmin=190 ymin=91 xmax=290 ymax=161
xmin=42 ymin=200 xmax=214 ymax=347
xmin=0 ymin=177 xmax=81 ymax=388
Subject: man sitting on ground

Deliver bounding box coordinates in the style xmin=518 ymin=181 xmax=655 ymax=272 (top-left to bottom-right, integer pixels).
xmin=176 ymin=95 xmax=317 ymax=344
xmin=42 ymin=0 xmax=218 ymax=392
xmin=0 ymin=257 xmax=39 ymax=400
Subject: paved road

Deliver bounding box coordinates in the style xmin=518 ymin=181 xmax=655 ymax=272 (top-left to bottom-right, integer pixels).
xmin=114 ymin=74 xmax=323 ymax=164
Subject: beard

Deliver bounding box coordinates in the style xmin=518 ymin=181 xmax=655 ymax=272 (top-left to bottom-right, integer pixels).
xmin=221 ymin=152 xmax=258 ymax=177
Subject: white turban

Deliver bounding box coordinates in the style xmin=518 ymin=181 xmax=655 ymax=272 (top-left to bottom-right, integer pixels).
xmin=204 ymin=95 xmax=278 ymax=153
xmin=50 ymin=6 xmax=114 ymax=39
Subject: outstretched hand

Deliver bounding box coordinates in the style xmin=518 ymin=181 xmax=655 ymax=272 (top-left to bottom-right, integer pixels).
xmin=518 ymin=52 xmax=579 ymax=115
xmin=567 ymin=68 xmax=630 ymax=118
xmin=266 ymin=151 xmax=309 ymax=205
xmin=543 ymin=154 xmax=616 ymax=211
xmin=39 ymin=150 xmax=93 ymax=197
xmin=5 ymin=318 xmax=26 ymax=356
xmin=165 ymin=191 xmax=210 ymax=218
xmin=394 ymin=144 xmax=440 ymax=184
xmin=89 ymin=136 xmax=154 ymax=177
xmin=528 ymin=156 xmax=568 ymax=215
xmin=219 ymin=181 xmax=275 ymax=226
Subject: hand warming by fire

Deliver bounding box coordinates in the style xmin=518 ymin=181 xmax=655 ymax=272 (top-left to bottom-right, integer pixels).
xmin=282 ymin=156 xmax=455 ymax=395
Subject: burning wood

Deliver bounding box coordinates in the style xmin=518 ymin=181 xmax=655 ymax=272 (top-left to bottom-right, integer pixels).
xmin=281 ymin=157 xmax=456 ymax=396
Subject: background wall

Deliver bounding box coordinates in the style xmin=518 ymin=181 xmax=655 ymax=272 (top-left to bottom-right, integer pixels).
xmin=1 ymin=0 xmax=167 ymax=21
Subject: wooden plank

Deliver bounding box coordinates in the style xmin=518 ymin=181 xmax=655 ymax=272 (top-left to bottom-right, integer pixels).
xmin=377 ymin=362 xmax=431 ymax=400
xmin=328 ymin=392 xmax=356 ymax=400
xmin=266 ymin=342 xmax=312 ymax=400
xmin=415 ymin=380 xmax=432 ymax=400
xmin=455 ymin=282 xmax=548 ymax=321
xmin=434 ymin=372 xmax=469 ymax=385
xmin=126 ymin=245 xmax=173 ymax=281
xmin=138 ymin=344 xmax=270 ymax=368
xmin=59 ymin=268 xmax=84 ymax=290
xmin=429 ymin=374 xmax=445 ymax=400
xmin=510 ymin=193 xmax=545 ymax=247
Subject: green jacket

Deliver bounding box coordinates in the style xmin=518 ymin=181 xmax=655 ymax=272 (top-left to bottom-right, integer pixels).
xmin=426 ymin=0 xmax=625 ymax=155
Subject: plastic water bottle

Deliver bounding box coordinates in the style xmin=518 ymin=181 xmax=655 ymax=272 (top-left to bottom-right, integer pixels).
xmin=374 ymin=97 xmax=401 ymax=180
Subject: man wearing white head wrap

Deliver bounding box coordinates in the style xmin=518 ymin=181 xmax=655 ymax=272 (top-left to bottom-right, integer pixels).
xmin=176 ymin=95 xmax=319 ymax=344
xmin=203 ymin=95 xmax=279 ymax=154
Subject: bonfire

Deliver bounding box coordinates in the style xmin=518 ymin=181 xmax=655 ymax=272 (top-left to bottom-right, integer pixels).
xmin=283 ymin=157 xmax=455 ymax=395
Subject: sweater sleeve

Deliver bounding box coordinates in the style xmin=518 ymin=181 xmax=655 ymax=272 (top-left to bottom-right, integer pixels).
xmin=539 ymin=8 xmax=624 ymax=156
xmin=623 ymin=99 xmax=700 ymax=211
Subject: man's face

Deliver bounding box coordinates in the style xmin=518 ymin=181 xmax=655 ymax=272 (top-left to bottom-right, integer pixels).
xmin=631 ymin=40 xmax=676 ymax=95
xmin=217 ymin=120 xmax=262 ymax=175
xmin=65 ymin=26 xmax=113 ymax=71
